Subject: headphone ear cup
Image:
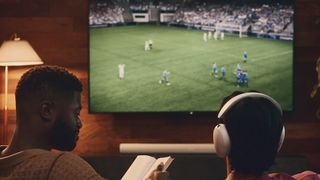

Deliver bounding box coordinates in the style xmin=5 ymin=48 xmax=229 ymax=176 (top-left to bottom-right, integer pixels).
xmin=277 ymin=127 xmax=285 ymax=152
xmin=213 ymin=124 xmax=231 ymax=158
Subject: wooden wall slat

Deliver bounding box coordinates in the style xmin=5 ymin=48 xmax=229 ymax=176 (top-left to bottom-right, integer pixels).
xmin=296 ymin=1 xmax=320 ymax=16
xmin=50 ymin=0 xmax=87 ymax=17
xmin=296 ymin=32 xmax=320 ymax=47
xmin=0 ymin=0 xmax=50 ymax=17
xmin=0 ymin=17 xmax=74 ymax=33
xmin=296 ymin=48 xmax=320 ymax=62
xmin=9 ymin=33 xmax=88 ymax=48
xmin=295 ymin=16 xmax=320 ymax=33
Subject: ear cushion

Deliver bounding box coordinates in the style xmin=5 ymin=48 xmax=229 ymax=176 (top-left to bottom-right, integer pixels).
xmin=213 ymin=125 xmax=285 ymax=157
xmin=213 ymin=124 xmax=230 ymax=158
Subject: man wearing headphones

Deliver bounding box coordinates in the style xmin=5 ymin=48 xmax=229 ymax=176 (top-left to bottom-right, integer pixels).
xmin=213 ymin=91 xmax=319 ymax=180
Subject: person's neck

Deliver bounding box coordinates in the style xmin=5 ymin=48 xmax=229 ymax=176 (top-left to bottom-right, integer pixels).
xmin=226 ymin=171 xmax=263 ymax=180
xmin=1 ymin=129 xmax=51 ymax=157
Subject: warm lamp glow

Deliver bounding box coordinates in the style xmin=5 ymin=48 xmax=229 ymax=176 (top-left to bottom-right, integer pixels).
xmin=0 ymin=34 xmax=43 ymax=144
xmin=0 ymin=39 xmax=43 ymax=66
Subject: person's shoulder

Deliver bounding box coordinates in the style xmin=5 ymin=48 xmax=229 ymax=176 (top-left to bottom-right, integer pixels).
xmin=49 ymin=152 xmax=104 ymax=180
xmin=292 ymin=171 xmax=320 ymax=180
xmin=263 ymin=172 xmax=295 ymax=180
xmin=52 ymin=152 xmax=91 ymax=168
xmin=8 ymin=148 xmax=58 ymax=167
xmin=266 ymin=171 xmax=320 ymax=180
xmin=1 ymin=149 xmax=62 ymax=179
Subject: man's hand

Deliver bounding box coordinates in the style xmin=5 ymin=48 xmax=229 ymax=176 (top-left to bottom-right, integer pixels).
xmin=146 ymin=163 xmax=170 ymax=180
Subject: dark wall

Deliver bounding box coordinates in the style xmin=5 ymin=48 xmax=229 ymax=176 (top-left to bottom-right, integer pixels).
xmin=0 ymin=0 xmax=320 ymax=169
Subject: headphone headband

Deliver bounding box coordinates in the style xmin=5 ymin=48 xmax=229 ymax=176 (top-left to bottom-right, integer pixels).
xmin=218 ymin=92 xmax=282 ymax=118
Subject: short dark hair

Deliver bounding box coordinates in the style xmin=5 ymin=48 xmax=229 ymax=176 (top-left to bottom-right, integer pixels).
xmin=15 ymin=65 xmax=83 ymax=104
xmin=220 ymin=91 xmax=283 ymax=175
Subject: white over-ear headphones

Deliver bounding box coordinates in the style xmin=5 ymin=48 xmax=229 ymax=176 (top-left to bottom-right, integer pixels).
xmin=213 ymin=92 xmax=285 ymax=158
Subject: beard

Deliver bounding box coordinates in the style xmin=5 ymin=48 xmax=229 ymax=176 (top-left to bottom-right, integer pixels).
xmin=49 ymin=115 xmax=79 ymax=151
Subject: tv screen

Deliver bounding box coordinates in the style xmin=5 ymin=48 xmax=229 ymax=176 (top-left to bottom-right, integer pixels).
xmin=89 ymin=0 xmax=294 ymax=112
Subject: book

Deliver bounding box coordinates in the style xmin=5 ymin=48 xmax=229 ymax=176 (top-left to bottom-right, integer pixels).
xmin=121 ymin=155 xmax=174 ymax=180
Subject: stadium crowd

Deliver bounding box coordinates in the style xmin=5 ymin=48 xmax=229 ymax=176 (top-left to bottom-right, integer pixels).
xmin=89 ymin=1 xmax=293 ymax=35
xmin=170 ymin=3 xmax=293 ymax=35
xmin=159 ymin=2 xmax=179 ymax=12
xmin=89 ymin=1 xmax=124 ymax=25
xmin=129 ymin=2 xmax=149 ymax=12
xmin=129 ymin=1 xmax=179 ymax=12
xmin=250 ymin=4 xmax=293 ymax=34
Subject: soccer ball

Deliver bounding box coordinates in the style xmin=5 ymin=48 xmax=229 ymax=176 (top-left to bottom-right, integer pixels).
xmin=166 ymin=83 xmax=171 ymax=86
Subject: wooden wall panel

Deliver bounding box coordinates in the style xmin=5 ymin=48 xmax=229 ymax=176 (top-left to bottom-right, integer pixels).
xmin=0 ymin=0 xmax=50 ymax=17
xmin=296 ymin=32 xmax=320 ymax=47
xmin=0 ymin=0 xmax=320 ymax=169
xmin=0 ymin=17 xmax=74 ymax=33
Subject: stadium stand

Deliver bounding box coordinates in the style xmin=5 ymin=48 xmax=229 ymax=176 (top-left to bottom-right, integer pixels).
xmin=89 ymin=1 xmax=293 ymax=37
xmin=89 ymin=1 xmax=124 ymax=25
xmin=130 ymin=2 xmax=149 ymax=13
xmin=170 ymin=3 xmax=293 ymax=36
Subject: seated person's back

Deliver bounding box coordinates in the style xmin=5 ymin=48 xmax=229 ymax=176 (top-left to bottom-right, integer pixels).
xmin=213 ymin=91 xmax=320 ymax=180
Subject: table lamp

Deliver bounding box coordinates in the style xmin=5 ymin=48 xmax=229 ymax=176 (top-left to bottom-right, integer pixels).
xmin=0 ymin=33 xmax=43 ymax=143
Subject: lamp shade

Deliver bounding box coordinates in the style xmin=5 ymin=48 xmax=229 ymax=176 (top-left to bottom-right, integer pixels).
xmin=0 ymin=40 xmax=43 ymax=66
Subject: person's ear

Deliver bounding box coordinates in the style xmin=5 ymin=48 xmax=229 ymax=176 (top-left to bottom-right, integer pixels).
xmin=39 ymin=101 xmax=56 ymax=123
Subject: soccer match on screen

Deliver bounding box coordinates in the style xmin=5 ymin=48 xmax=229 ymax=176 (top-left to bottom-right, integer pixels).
xmin=89 ymin=0 xmax=293 ymax=112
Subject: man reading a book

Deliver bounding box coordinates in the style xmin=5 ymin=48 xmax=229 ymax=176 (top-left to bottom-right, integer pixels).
xmin=0 ymin=66 xmax=168 ymax=180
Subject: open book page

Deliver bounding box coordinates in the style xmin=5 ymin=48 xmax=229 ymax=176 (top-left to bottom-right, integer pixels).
xmin=122 ymin=155 xmax=156 ymax=180
xmin=142 ymin=156 xmax=174 ymax=180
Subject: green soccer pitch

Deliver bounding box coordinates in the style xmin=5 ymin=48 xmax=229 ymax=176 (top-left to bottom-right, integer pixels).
xmin=89 ymin=24 xmax=293 ymax=112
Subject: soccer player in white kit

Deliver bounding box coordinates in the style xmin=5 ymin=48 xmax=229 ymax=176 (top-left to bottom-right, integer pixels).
xmin=203 ymin=32 xmax=208 ymax=42
xmin=145 ymin=41 xmax=149 ymax=51
xmin=208 ymin=31 xmax=212 ymax=40
xmin=214 ymin=31 xmax=218 ymax=40
xmin=118 ymin=64 xmax=125 ymax=80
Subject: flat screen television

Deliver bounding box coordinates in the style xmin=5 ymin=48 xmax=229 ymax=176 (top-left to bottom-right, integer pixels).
xmin=89 ymin=0 xmax=294 ymax=112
